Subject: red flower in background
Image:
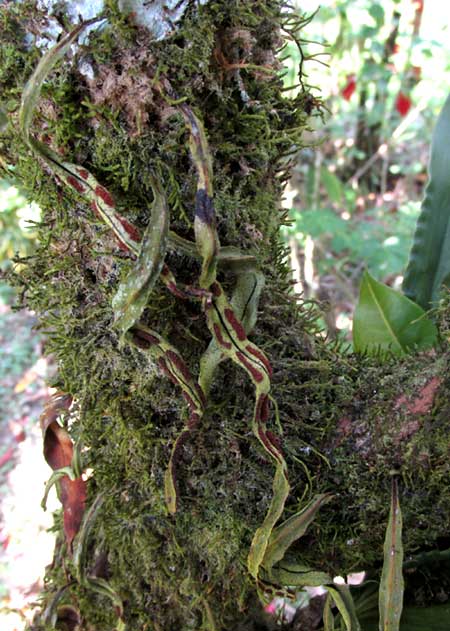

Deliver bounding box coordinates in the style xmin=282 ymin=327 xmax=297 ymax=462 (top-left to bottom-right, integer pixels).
xmin=395 ymin=92 xmax=412 ymax=116
xmin=341 ymin=75 xmax=356 ymax=101
xmin=413 ymin=0 xmax=424 ymax=15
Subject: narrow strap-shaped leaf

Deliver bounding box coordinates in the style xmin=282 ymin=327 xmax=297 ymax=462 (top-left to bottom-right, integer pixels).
xmin=199 ymin=268 xmax=265 ymax=396
xmin=403 ymin=92 xmax=450 ymax=308
xmin=379 ymin=478 xmax=404 ymax=631
xmin=173 ymin=98 xmax=219 ymax=289
xmin=19 ymin=20 xmax=142 ymax=255
xmin=262 ymin=493 xmax=333 ymax=572
xmin=73 ymin=492 xmax=105 ymax=582
xmin=248 ymin=463 xmax=290 ymax=579
xmin=326 ymin=584 xmax=361 ymax=631
xmin=198 ymin=279 xmax=290 ymax=579
xmin=19 ymin=18 xmax=101 ymax=146
xmin=323 ymin=593 xmax=335 ymax=631
xmin=127 ymin=324 xmax=206 ymax=514
xmin=41 ymin=466 xmax=77 ymax=510
xmin=112 ymin=176 xmax=169 ymax=336
xmin=73 ymin=493 xmax=125 ymax=630
xmin=353 ymin=271 xmax=437 ymax=355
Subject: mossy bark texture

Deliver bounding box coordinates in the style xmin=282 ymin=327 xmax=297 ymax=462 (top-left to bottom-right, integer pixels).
xmin=1 ymin=1 xmax=450 ymax=629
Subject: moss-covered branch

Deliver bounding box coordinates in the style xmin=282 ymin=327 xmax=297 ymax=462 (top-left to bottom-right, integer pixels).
xmin=1 ymin=1 xmax=449 ymax=629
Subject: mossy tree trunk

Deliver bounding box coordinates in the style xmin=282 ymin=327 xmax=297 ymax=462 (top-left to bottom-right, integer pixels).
xmin=1 ymin=1 xmax=449 ymax=630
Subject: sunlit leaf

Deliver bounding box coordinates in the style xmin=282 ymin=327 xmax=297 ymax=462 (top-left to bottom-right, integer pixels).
xmin=262 ymin=493 xmax=333 ymax=572
xmin=379 ymin=478 xmax=404 ymax=631
xmin=353 ymin=271 xmax=437 ymax=355
xmin=403 ymin=92 xmax=450 ymax=308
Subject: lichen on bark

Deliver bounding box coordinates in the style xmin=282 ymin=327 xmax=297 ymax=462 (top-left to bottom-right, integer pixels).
xmin=1 ymin=1 xmax=450 ymax=629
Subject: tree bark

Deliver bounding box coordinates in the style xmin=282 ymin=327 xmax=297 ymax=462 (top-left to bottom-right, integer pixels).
xmin=1 ymin=1 xmax=449 ymax=629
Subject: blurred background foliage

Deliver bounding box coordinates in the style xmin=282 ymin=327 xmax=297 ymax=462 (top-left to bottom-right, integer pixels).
xmin=0 ymin=179 xmax=39 ymax=304
xmin=283 ymin=0 xmax=450 ymax=338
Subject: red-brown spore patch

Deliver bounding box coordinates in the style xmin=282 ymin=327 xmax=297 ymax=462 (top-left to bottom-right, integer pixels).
xmin=246 ymin=345 xmax=272 ymax=377
xmin=194 ymin=384 xmax=207 ymax=408
xmin=236 ymin=351 xmax=264 ymax=383
xmin=182 ymin=391 xmax=197 ymax=412
xmin=132 ymin=328 xmax=160 ymax=347
xmin=255 ymin=426 xmax=279 ymax=461
xmin=119 ymin=218 xmax=141 ymax=243
xmin=76 ymin=168 xmax=90 ymax=180
xmin=266 ymin=430 xmax=283 ymax=453
xmin=67 ymin=175 xmax=86 ymax=194
xmin=95 ymin=185 xmax=115 ymax=207
xmin=224 ymin=308 xmax=246 ymax=341
xmin=166 ymin=350 xmax=192 ymax=384
xmin=255 ymin=394 xmax=270 ymax=424
xmin=213 ymin=323 xmax=232 ymax=350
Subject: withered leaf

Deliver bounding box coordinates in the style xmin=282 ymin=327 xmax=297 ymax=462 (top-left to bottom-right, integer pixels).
xmin=40 ymin=392 xmax=86 ymax=549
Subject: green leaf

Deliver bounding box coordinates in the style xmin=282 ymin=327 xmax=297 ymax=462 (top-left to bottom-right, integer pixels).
xmin=353 ymin=271 xmax=438 ymax=355
xmin=262 ymin=493 xmax=333 ymax=572
xmin=112 ymin=177 xmax=169 ymax=336
xmin=379 ymin=479 xmax=404 ymax=631
xmin=323 ymin=593 xmax=335 ymax=631
xmin=247 ymin=464 xmax=290 ymax=579
xmin=326 ymin=584 xmax=361 ymax=631
xmin=368 ymin=4 xmax=385 ymax=28
xmin=260 ymin=560 xmax=332 ymax=587
xmin=403 ymin=92 xmax=450 ymax=308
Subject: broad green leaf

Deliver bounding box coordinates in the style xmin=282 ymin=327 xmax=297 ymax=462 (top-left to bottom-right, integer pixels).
xmin=403 ymin=92 xmax=450 ymax=308
xmin=353 ymin=271 xmax=438 ymax=355
xmin=260 ymin=559 xmax=332 ymax=587
xmin=262 ymin=493 xmax=333 ymax=572
xmin=379 ymin=479 xmax=404 ymax=631
xmin=326 ymin=584 xmax=361 ymax=631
